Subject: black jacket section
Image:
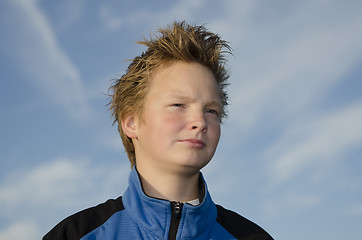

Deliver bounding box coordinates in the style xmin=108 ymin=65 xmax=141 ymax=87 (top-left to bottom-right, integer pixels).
xmin=43 ymin=196 xmax=124 ymax=240
xmin=216 ymin=205 xmax=273 ymax=240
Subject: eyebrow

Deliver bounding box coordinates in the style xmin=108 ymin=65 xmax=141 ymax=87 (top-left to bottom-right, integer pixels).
xmin=166 ymin=93 xmax=222 ymax=109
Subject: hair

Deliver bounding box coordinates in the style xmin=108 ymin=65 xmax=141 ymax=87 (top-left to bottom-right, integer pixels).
xmin=108 ymin=21 xmax=232 ymax=167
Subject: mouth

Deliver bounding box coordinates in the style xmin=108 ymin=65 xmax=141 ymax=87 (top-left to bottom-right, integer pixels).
xmin=179 ymin=139 xmax=206 ymax=148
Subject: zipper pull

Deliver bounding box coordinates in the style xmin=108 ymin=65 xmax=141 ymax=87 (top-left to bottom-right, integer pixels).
xmin=174 ymin=202 xmax=182 ymax=217
xmin=169 ymin=202 xmax=183 ymax=239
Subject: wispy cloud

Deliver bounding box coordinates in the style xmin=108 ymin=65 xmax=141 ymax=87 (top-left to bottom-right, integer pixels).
xmin=225 ymin=0 xmax=362 ymax=129
xmin=265 ymin=100 xmax=362 ymax=187
xmin=344 ymin=203 xmax=362 ymax=217
xmin=198 ymin=0 xmax=362 ymax=219
xmin=52 ymin=0 xmax=86 ymax=33
xmin=0 ymin=157 xmax=130 ymax=240
xmin=4 ymin=0 xmax=91 ymax=121
xmin=98 ymin=0 xmax=209 ymax=32
xmin=0 ymin=220 xmax=41 ymax=240
xmin=0 ymin=158 xmax=92 ymax=217
xmin=99 ymin=4 xmax=124 ymax=31
xmin=262 ymin=189 xmax=323 ymax=217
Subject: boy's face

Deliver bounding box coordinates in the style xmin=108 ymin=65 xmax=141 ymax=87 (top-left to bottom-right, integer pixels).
xmin=132 ymin=61 xmax=222 ymax=174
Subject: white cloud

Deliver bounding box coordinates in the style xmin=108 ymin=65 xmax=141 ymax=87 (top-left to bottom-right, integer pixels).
xmin=5 ymin=0 xmax=91 ymax=121
xmin=99 ymin=130 xmax=124 ymax=151
xmin=265 ymin=100 xmax=362 ymax=188
xmin=0 ymin=157 xmax=129 ymax=215
xmin=344 ymin=203 xmax=362 ymax=217
xmin=98 ymin=0 xmax=209 ymax=32
xmin=0 ymin=157 xmax=130 ymax=240
xmin=199 ymin=1 xmax=362 ymax=131
xmin=99 ymin=4 xmax=124 ymax=31
xmin=0 ymin=158 xmax=91 ymax=216
xmin=263 ymin=189 xmax=322 ymax=218
xmin=51 ymin=0 xmax=86 ymax=33
xmin=0 ymin=221 xmax=41 ymax=240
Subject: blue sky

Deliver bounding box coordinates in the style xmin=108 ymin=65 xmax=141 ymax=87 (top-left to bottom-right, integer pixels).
xmin=1 ymin=0 xmax=362 ymax=239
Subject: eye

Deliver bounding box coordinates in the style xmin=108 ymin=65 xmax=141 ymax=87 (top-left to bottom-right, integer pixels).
xmin=206 ymin=109 xmax=220 ymax=117
xmin=173 ymin=103 xmax=184 ymax=108
xmin=171 ymin=103 xmax=186 ymax=109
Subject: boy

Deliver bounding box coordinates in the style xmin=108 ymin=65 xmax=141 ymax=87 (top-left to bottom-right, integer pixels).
xmin=43 ymin=21 xmax=273 ymax=240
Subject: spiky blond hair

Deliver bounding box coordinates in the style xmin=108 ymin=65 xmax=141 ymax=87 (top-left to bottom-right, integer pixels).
xmin=108 ymin=21 xmax=231 ymax=167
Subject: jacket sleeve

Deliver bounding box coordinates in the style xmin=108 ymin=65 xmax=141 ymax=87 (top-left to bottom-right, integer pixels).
xmin=43 ymin=197 xmax=124 ymax=240
xmin=216 ymin=205 xmax=274 ymax=240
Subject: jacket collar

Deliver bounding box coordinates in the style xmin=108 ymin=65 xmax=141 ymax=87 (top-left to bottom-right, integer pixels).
xmin=122 ymin=166 xmax=217 ymax=239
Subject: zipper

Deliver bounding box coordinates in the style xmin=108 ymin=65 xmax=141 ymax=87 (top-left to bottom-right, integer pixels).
xmin=168 ymin=201 xmax=183 ymax=240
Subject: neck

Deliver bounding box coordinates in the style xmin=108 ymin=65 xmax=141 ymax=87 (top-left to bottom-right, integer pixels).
xmin=136 ymin=163 xmax=200 ymax=203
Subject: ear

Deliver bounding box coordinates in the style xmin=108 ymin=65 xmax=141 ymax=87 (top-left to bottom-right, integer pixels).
xmin=121 ymin=114 xmax=138 ymax=139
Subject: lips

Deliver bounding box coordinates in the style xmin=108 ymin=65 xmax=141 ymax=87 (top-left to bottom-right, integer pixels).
xmin=179 ymin=139 xmax=206 ymax=148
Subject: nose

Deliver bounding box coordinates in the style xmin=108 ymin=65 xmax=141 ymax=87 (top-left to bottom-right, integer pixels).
xmin=190 ymin=112 xmax=207 ymax=133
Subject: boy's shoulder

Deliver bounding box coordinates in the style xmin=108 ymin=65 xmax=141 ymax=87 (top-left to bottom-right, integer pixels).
xmin=42 ymin=197 xmax=124 ymax=240
xmin=216 ymin=204 xmax=274 ymax=240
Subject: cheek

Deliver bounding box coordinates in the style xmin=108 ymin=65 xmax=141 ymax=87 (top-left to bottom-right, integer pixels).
xmin=210 ymin=122 xmax=221 ymax=144
xmin=161 ymin=114 xmax=185 ymax=130
xmin=148 ymin=114 xmax=185 ymax=141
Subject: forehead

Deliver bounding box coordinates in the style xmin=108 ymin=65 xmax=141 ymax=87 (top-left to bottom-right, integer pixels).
xmin=148 ymin=61 xmax=220 ymax=97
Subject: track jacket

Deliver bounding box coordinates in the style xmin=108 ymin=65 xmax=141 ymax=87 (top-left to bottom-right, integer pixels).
xmin=43 ymin=167 xmax=273 ymax=240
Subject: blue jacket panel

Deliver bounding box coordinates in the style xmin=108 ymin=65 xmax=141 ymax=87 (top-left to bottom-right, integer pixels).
xmin=43 ymin=167 xmax=273 ymax=240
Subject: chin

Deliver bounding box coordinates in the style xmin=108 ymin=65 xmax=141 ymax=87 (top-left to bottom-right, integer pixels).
xmin=176 ymin=157 xmax=211 ymax=170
